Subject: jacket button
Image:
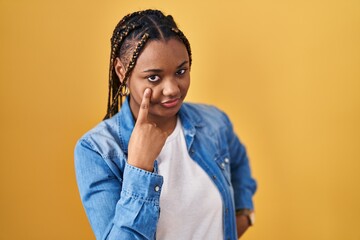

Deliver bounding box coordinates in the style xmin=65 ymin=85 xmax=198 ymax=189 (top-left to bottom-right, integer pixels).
xmin=224 ymin=158 xmax=229 ymax=163
xmin=154 ymin=185 xmax=160 ymax=192
xmin=220 ymin=163 xmax=225 ymax=169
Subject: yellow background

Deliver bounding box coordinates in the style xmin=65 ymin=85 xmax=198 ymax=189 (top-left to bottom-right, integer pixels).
xmin=1 ymin=0 xmax=359 ymax=239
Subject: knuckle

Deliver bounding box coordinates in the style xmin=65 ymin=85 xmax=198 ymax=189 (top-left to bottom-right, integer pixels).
xmin=141 ymin=103 xmax=149 ymax=110
xmin=142 ymin=93 xmax=150 ymax=100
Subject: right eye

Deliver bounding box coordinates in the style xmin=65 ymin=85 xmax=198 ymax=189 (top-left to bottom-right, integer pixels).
xmin=147 ymin=75 xmax=160 ymax=82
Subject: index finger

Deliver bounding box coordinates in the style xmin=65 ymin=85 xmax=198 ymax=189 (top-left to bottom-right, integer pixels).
xmin=137 ymin=88 xmax=151 ymax=123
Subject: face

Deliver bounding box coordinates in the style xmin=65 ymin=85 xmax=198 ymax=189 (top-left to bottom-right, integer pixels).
xmin=116 ymin=38 xmax=190 ymax=125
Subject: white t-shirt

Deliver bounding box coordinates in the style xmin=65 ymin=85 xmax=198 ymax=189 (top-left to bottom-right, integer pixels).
xmin=156 ymin=118 xmax=223 ymax=240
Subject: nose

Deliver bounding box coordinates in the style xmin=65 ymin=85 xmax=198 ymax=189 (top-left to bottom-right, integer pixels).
xmin=162 ymin=78 xmax=180 ymax=97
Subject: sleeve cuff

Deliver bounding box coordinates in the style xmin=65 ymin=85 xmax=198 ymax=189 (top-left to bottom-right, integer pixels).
xmin=122 ymin=162 xmax=164 ymax=201
xmin=235 ymin=188 xmax=255 ymax=211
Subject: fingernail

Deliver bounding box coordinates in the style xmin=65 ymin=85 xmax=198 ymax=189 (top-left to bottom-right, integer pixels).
xmin=144 ymin=88 xmax=151 ymax=95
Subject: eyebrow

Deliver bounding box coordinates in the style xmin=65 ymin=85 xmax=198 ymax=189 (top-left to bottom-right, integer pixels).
xmin=142 ymin=60 xmax=189 ymax=73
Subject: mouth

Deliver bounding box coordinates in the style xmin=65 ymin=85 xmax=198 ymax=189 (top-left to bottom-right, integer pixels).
xmin=160 ymin=97 xmax=181 ymax=108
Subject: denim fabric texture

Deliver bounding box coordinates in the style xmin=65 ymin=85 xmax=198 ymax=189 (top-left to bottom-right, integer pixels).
xmin=74 ymin=98 xmax=257 ymax=240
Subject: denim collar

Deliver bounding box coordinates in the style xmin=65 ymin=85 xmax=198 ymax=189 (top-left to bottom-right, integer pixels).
xmin=117 ymin=97 xmax=203 ymax=154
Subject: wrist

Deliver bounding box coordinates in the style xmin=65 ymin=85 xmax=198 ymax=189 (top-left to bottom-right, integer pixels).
xmin=127 ymin=159 xmax=154 ymax=172
xmin=236 ymin=209 xmax=255 ymax=226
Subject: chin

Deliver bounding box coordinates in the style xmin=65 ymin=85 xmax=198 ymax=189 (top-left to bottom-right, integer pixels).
xmin=153 ymin=104 xmax=182 ymax=118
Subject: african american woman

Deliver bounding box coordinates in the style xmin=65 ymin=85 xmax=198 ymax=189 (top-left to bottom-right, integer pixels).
xmin=75 ymin=9 xmax=257 ymax=240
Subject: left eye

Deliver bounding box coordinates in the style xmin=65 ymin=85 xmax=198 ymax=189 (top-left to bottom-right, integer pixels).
xmin=147 ymin=75 xmax=160 ymax=82
xmin=176 ymin=69 xmax=186 ymax=75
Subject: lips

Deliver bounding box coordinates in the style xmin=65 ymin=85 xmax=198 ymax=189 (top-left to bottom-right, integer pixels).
xmin=160 ymin=98 xmax=181 ymax=108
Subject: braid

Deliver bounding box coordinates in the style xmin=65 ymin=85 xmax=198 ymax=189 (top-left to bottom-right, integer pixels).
xmin=103 ymin=9 xmax=192 ymax=120
xmin=106 ymin=33 xmax=150 ymax=118
xmin=171 ymin=27 xmax=192 ymax=66
xmin=105 ymin=23 xmax=140 ymax=119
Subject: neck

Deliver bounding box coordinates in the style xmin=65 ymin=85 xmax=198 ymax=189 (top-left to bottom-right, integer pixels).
xmin=149 ymin=115 xmax=178 ymax=135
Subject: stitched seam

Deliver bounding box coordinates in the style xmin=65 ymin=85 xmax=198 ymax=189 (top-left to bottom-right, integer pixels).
xmin=122 ymin=189 xmax=160 ymax=205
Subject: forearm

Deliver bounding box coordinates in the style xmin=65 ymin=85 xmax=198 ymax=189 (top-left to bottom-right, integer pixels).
xmin=75 ymin=141 xmax=163 ymax=239
xmin=230 ymin=139 xmax=257 ymax=210
xmin=104 ymin=163 xmax=163 ymax=239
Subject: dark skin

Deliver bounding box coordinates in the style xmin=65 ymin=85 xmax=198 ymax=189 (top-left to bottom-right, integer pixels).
xmin=115 ymin=38 xmax=249 ymax=238
xmin=115 ymin=39 xmax=190 ymax=171
xmin=237 ymin=214 xmax=250 ymax=238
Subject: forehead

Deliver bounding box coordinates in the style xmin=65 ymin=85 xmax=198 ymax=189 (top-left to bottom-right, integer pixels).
xmin=134 ymin=38 xmax=189 ymax=70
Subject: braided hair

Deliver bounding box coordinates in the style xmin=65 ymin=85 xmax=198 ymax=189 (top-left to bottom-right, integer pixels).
xmin=104 ymin=9 xmax=192 ymax=119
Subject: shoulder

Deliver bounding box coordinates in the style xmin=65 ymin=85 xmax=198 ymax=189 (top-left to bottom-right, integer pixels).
xmin=181 ymin=102 xmax=232 ymax=126
xmin=75 ymin=115 xmax=123 ymax=159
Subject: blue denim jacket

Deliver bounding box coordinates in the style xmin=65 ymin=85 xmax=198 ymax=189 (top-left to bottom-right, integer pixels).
xmin=75 ymin=98 xmax=257 ymax=240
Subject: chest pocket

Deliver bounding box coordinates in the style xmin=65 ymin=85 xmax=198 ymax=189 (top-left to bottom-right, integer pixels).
xmin=214 ymin=151 xmax=232 ymax=186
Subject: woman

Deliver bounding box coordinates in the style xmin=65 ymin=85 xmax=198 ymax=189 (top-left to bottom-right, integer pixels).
xmin=75 ymin=9 xmax=257 ymax=240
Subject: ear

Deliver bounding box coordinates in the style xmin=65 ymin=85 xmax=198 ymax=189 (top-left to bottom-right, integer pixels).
xmin=114 ymin=57 xmax=126 ymax=83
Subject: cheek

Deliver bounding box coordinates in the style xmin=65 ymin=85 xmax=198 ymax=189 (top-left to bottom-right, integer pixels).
xmin=148 ymin=85 xmax=163 ymax=102
xmin=128 ymin=79 xmax=148 ymax=100
xmin=180 ymin=77 xmax=191 ymax=93
xmin=129 ymin=80 xmax=161 ymax=104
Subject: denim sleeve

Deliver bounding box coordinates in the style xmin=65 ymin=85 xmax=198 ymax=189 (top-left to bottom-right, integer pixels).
xmin=74 ymin=139 xmax=163 ymax=240
xmin=222 ymin=113 xmax=257 ymax=211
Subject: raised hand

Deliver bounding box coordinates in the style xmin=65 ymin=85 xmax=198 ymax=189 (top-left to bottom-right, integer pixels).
xmin=127 ymin=88 xmax=168 ymax=172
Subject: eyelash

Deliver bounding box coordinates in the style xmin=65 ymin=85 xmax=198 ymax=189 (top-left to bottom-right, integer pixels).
xmin=147 ymin=75 xmax=160 ymax=82
xmin=176 ymin=69 xmax=187 ymax=75
xmin=146 ymin=69 xmax=187 ymax=83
